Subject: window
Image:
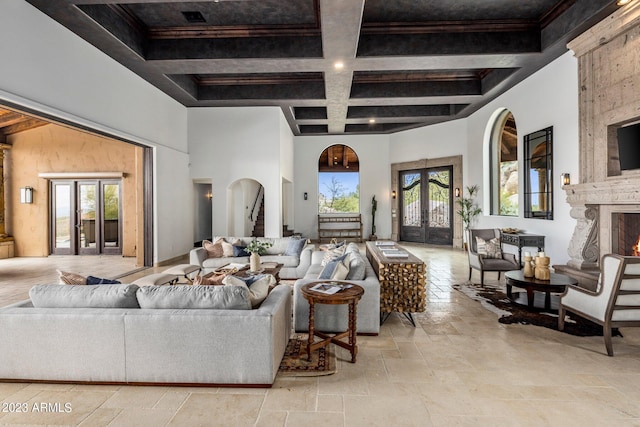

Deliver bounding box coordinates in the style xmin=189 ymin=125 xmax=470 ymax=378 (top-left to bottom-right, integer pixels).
xmin=490 ymin=110 xmax=518 ymax=216
xmin=318 ymin=144 xmax=359 ymax=213
xmin=524 ymin=127 xmax=553 ymax=219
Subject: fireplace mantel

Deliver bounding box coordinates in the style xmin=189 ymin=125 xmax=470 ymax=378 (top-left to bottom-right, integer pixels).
xmin=564 ymin=177 xmax=640 ymax=206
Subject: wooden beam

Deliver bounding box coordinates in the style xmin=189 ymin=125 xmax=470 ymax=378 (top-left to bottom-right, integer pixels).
xmin=342 ymin=145 xmax=348 ymax=168
xmin=2 ymin=119 xmax=49 ymax=135
xmin=327 ymin=146 xmax=334 ymax=168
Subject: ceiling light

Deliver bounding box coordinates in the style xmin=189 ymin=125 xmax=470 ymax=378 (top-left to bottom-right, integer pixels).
xmin=334 ymin=62 xmax=344 ymax=70
xmin=369 ymin=118 xmax=376 ymax=124
xmin=617 ymin=0 xmax=631 ymax=5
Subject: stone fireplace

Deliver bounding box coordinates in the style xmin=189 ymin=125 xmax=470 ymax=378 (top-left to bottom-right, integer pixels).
xmin=559 ymin=3 xmax=640 ymax=287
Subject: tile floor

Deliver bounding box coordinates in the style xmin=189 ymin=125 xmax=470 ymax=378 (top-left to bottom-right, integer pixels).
xmin=1 ymin=244 xmax=640 ymax=426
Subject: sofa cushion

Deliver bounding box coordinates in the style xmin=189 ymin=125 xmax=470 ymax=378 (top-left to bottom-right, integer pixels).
xmin=261 ymin=255 xmax=299 ymax=268
xmin=346 ymin=251 xmax=367 ymax=280
xmin=136 ymin=285 xmax=251 ymax=310
xmin=284 ymin=238 xmax=306 ymax=257
xmin=202 ymin=239 xmax=224 ymax=258
xmin=223 ymin=274 xmax=274 ymax=308
xmin=30 ymin=284 xmax=140 ymax=308
xmin=221 ymin=239 xmax=235 ymax=257
xmin=57 ymin=270 xmax=87 ymax=285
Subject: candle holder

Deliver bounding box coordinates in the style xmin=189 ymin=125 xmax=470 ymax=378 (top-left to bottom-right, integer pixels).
xmin=523 ymin=255 xmax=534 ymax=277
xmin=534 ymin=256 xmax=551 ymax=280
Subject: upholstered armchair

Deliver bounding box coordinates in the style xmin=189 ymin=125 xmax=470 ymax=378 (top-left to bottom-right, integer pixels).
xmin=467 ymin=228 xmax=519 ymax=285
xmin=559 ymin=254 xmax=640 ymax=356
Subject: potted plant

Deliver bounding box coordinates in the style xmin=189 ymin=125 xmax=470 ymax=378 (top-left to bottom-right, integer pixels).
xmin=369 ymin=195 xmax=378 ymax=241
xmin=245 ymin=239 xmax=273 ymax=272
xmin=455 ymin=185 xmax=482 ymax=249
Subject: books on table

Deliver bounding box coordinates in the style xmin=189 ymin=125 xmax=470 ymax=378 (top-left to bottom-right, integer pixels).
xmin=310 ymin=282 xmax=353 ymax=295
xmin=375 ymin=241 xmax=395 ymax=246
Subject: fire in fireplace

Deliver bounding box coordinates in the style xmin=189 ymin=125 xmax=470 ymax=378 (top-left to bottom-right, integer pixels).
xmin=612 ymin=213 xmax=640 ymax=257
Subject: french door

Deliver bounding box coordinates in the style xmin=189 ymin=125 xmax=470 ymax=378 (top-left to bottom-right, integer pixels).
xmin=399 ymin=167 xmax=453 ymax=245
xmin=51 ymin=180 xmax=122 ymax=255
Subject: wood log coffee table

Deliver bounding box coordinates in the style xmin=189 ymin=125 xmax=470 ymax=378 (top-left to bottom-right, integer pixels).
xmin=300 ymin=282 xmax=364 ymax=363
xmin=505 ymin=270 xmax=578 ymax=310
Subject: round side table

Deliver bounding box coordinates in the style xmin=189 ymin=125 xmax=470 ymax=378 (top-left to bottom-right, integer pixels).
xmin=300 ymin=282 xmax=364 ymax=363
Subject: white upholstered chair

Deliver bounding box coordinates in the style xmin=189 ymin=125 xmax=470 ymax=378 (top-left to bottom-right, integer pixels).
xmin=467 ymin=228 xmax=519 ymax=285
xmin=559 ymin=254 xmax=640 ymax=356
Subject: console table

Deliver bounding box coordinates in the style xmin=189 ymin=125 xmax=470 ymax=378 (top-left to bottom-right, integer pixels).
xmin=365 ymin=242 xmax=426 ymax=327
xmin=500 ymin=232 xmax=545 ymax=266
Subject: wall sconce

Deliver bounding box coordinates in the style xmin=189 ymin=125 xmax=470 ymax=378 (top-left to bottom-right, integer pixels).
xmin=562 ymin=173 xmax=571 ymax=186
xmin=206 ymin=191 xmax=212 ymax=200
xmin=391 ymin=190 xmax=396 ymax=199
xmin=20 ymin=186 xmax=34 ymax=204
xmin=455 ymin=187 xmax=461 ymax=197
xmin=303 ymin=192 xmax=308 ymax=200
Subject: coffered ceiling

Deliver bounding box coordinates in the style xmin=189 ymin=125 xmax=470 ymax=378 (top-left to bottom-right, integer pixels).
xmin=25 ymin=0 xmax=620 ymax=136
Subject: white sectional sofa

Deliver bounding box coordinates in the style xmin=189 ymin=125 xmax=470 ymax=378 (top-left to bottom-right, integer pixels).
xmin=0 ymin=283 xmax=291 ymax=386
xmin=293 ymin=243 xmax=381 ymax=335
xmin=190 ymin=236 xmax=314 ymax=279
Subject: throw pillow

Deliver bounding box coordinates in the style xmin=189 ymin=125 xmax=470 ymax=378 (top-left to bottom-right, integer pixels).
xmin=57 ymin=270 xmax=87 ymax=285
xmin=319 ymin=253 xmax=350 ymax=280
xmin=475 ymin=236 xmax=503 ymax=259
xmin=345 ymin=251 xmax=367 ymax=280
xmin=86 ymin=276 xmax=121 ymax=285
xmin=232 ymin=245 xmax=250 ymax=257
xmin=331 ymin=259 xmax=350 ymax=280
xmin=203 ymin=239 xmax=224 ymax=258
xmin=321 ymin=245 xmax=346 ymax=266
xmin=283 ymin=238 xmax=306 ymax=257
xmin=220 ymin=239 xmax=235 ymax=257
xmin=223 ymin=274 xmax=274 ymax=308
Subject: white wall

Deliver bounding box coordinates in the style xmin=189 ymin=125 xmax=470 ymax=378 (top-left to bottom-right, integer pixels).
xmin=188 ymin=107 xmax=285 ymax=237
xmin=466 ymin=51 xmax=580 ymax=264
xmin=0 ymin=0 xmax=191 ymax=264
xmin=293 ymin=135 xmax=392 ymax=240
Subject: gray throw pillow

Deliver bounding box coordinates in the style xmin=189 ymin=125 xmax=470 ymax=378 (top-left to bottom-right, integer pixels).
xmin=346 ymin=251 xmax=366 ymax=280
xmin=30 ymin=284 xmax=140 ymax=308
xmin=319 ymin=253 xmax=349 ymax=279
xmin=283 ymin=238 xmax=306 ymax=257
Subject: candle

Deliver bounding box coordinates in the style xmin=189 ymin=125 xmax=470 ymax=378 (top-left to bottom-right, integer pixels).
xmin=524 ymin=251 xmax=531 ymax=257
xmin=538 ymin=251 xmax=546 ymax=257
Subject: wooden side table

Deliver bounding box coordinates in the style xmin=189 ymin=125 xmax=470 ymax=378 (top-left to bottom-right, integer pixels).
xmin=300 ymin=282 xmax=364 ymax=363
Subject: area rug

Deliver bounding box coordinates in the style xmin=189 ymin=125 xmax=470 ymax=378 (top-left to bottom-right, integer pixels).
xmin=278 ymin=335 xmax=337 ymax=377
xmin=453 ymin=283 xmax=621 ymax=337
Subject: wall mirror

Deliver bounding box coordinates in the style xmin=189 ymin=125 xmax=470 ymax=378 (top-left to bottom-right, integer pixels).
xmin=524 ymin=126 xmax=553 ymax=219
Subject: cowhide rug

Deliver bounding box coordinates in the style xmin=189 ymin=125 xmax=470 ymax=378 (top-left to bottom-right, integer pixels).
xmin=453 ymin=282 xmax=621 ymax=337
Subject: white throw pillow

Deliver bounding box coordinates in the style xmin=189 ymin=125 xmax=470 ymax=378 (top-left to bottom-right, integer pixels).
xmin=223 ymin=274 xmax=274 ymax=308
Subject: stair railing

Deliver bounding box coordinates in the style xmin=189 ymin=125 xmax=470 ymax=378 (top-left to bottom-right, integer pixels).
xmin=249 ymin=185 xmax=264 ymax=221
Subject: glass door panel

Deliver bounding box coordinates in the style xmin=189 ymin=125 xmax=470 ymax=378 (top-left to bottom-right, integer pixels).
xmin=79 ymin=183 xmax=97 ymax=254
xmin=52 ymin=183 xmax=73 ymax=254
xmin=426 ymin=167 xmax=453 ymax=245
xmin=400 ymin=171 xmax=425 ymax=242
xmin=102 ymin=182 xmax=121 ymax=254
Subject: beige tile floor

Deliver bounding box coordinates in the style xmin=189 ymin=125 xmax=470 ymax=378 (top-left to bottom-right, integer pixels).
xmin=2 ymin=244 xmax=640 ymax=426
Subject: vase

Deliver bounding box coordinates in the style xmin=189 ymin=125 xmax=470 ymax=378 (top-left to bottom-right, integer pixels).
xmin=523 ymin=255 xmax=534 ymax=278
xmin=250 ymin=252 xmax=261 ymax=272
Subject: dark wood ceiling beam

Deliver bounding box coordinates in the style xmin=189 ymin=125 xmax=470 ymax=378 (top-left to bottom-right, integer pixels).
xmin=327 ymin=146 xmax=333 ymax=168
xmin=342 ymin=145 xmax=348 ymax=168
xmin=357 ymin=31 xmax=541 ymax=57
xmin=195 ymin=74 xmax=324 ymax=86
xmin=146 ymin=36 xmax=322 ymax=60
xmin=197 ymin=83 xmax=325 ymax=101
xmin=347 ymin=104 xmax=464 ymax=118
xmin=352 ymin=71 xmax=482 ymax=83
xmin=148 ymin=25 xmax=320 ymax=39
xmin=351 ymin=80 xmax=481 ymax=99
xmin=78 ymin=4 xmax=147 ymax=58
xmin=362 ymin=20 xmax=538 ymax=34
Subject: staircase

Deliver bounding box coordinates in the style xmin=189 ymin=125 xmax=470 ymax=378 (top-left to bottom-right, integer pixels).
xmin=251 ymin=198 xmax=265 ymax=237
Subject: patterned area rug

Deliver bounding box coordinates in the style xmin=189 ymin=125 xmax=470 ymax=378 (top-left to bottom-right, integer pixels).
xmin=453 ymin=283 xmax=621 ymax=337
xmin=278 ymin=335 xmax=337 ymax=377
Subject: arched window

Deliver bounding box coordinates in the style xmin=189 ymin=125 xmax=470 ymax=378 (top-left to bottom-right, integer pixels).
xmin=490 ymin=110 xmax=518 ymax=216
xmin=318 ymin=144 xmax=359 ymax=213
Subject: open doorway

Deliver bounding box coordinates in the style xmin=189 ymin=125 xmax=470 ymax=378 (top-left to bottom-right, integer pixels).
xmin=193 ymin=181 xmax=212 ymax=245
xmin=2 ymin=104 xmax=152 ymax=266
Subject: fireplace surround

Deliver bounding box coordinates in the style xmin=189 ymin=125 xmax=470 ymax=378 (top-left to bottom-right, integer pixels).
xmin=558 ymin=3 xmax=640 ymax=288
